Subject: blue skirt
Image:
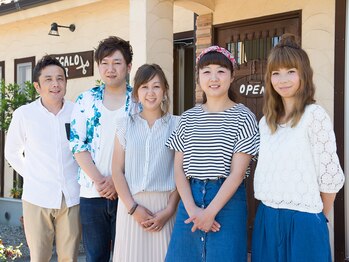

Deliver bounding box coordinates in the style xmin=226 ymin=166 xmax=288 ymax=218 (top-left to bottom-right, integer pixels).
xmin=252 ymin=203 xmax=331 ymax=262
xmin=165 ymin=178 xmax=247 ymax=262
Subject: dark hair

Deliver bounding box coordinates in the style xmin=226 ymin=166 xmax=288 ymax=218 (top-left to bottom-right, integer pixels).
xmin=94 ymin=36 xmax=133 ymax=65
xmin=264 ymin=33 xmax=316 ymax=133
xmin=33 ymin=55 xmax=66 ymax=83
xmin=133 ymin=64 xmax=170 ymax=115
xmin=196 ymin=51 xmax=235 ymax=103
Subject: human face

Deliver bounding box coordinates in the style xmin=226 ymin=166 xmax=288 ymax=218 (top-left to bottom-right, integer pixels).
xmin=98 ymin=50 xmax=131 ymax=89
xmin=271 ymin=67 xmax=301 ymax=102
xmin=137 ymin=75 xmax=164 ymax=113
xmin=198 ymin=64 xmax=233 ymax=101
xmin=34 ymin=65 xmax=66 ymax=105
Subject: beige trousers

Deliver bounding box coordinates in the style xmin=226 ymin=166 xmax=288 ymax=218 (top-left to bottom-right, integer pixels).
xmin=22 ymin=196 xmax=81 ymax=262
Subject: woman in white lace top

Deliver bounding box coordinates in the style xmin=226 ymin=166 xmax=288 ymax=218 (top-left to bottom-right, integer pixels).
xmin=252 ymin=34 xmax=345 ymax=262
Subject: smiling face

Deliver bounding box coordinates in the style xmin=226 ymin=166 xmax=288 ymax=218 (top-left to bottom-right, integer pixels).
xmin=98 ymin=50 xmax=131 ymax=89
xmin=34 ymin=65 xmax=66 ymax=105
xmin=137 ymin=74 xmax=164 ymax=113
xmin=271 ymin=67 xmax=301 ymax=103
xmin=198 ymin=64 xmax=233 ymax=101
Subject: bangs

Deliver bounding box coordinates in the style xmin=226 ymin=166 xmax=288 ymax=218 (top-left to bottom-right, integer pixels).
xmin=134 ymin=67 xmax=157 ymax=88
xmin=197 ymin=52 xmax=233 ymax=71
xmin=268 ymin=46 xmax=300 ymax=71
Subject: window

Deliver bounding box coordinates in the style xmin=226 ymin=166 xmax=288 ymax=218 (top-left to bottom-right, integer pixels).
xmin=227 ymin=36 xmax=280 ymax=65
xmin=14 ymin=57 xmax=35 ymax=90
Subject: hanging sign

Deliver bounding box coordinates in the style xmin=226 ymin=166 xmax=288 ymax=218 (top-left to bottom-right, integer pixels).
xmin=51 ymin=50 xmax=94 ymax=79
xmin=239 ymin=81 xmax=265 ymax=97
xmin=233 ymin=60 xmax=265 ymax=98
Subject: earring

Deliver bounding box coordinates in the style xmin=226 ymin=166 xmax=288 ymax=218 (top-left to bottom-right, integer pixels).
xmin=161 ymin=98 xmax=167 ymax=113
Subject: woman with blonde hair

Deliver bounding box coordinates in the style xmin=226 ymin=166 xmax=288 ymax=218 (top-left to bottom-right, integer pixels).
xmin=252 ymin=34 xmax=345 ymax=261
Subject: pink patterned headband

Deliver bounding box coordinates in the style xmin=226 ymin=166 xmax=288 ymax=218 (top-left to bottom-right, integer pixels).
xmin=196 ymin=45 xmax=236 ymax=66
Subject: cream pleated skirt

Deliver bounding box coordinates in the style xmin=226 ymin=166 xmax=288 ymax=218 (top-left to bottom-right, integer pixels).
xmin=113 ymin=191 xmax=175 ymax=262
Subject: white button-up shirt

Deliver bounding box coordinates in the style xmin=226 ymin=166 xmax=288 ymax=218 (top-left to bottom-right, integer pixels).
xmin=5 ymin=99 xmax=79 ymax=209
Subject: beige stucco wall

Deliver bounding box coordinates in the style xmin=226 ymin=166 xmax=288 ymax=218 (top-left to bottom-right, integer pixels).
xmin=0 ymin=0 xmax=129 ymax=102
xmin=173 ymin=5 xmax=194 ymax=33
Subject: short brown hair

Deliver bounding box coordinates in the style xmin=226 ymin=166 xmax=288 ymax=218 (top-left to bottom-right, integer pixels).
xmin=133 ymin=64 xmax=170 ymax=115
xmin=33 ymin=55 xmax=66 ymax=83
xmin=94 ymin=36 xmax=133 ymax=65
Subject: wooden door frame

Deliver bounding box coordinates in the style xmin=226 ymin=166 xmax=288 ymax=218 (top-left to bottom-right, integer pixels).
xmin=0 ymin=61 xmax=4 ymax=197
xmin=334 ymin=0 xmax=346 ymax=261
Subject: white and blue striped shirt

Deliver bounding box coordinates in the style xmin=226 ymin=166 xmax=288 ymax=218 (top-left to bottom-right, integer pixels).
xmin=116 ymin=113 xmax=180 ymax=195
xmin=166 ymin=104 xmax=259 ymax=180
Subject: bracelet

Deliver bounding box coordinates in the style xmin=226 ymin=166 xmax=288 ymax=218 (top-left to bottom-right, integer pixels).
xmin=128 ymin=203 xmax=138 ymax=215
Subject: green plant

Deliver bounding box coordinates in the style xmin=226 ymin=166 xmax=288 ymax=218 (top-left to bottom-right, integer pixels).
xmin=0 ymin=80 xmax=38 ymax=192
xmin=0 ymin=80 xmax=38 ymax=131
xmin=10 ymin=180 xmax=22 ymax=199
xmin=0 ymin=239 xmax=22 ymax=261
xmin=95 ymin=79 xmax=103 ymax=86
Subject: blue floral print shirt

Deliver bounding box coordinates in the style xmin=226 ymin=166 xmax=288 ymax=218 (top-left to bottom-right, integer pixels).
xmin=70 ymin=83 xmax=133 ymax=188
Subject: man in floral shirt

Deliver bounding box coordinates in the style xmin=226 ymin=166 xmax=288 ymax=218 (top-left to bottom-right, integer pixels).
xmin=70 ymin=36 xmax=133 ymax=262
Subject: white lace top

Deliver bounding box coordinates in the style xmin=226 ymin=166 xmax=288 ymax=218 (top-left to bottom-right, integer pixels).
xmin=254 ymin=104 xmax=345 ymax=213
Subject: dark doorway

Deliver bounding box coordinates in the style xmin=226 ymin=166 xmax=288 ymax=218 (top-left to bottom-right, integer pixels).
xmin=173 ymin=31 xmax=195 ymax=115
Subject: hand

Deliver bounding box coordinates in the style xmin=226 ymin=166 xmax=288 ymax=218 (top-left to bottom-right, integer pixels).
xmin=186 ymin=206 xmax=220 ymax=233
xmin=133 ymin=205 xmax=154 ymax=227
xmin=141 ymin=208 xmax=173 ymax=232
xmin=95 ymin=176 xmax=118 ymax=200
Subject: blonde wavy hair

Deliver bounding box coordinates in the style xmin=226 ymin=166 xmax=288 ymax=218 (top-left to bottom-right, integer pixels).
xmin=264 ymin=34 xmax=316 ymax=133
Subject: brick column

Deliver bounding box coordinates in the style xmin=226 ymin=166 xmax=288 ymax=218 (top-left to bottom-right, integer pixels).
xmin=195 ymin=13 xmax=213 ymax=104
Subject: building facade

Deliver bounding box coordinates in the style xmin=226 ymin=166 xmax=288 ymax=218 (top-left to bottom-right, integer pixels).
xmin=0 ymin=0 xmax=347 ymax=260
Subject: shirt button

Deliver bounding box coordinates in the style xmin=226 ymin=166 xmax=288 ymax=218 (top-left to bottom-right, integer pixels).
xmin=201 ymin=237 xmax=204 ymax=241
xmin=202 ymin=189 xmax=206 ymax=194
xmin=201 ymin=204 xmax=204 ymax=208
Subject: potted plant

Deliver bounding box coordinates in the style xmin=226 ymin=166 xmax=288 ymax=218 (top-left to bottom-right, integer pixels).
xmin=10 ymin=180 xmax=22 ymax=199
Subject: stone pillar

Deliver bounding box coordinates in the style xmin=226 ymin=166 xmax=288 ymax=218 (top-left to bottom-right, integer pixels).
xmin=195 ymin=13 xmax=212 ymax=104
xmin=129 ymin=0 xmax=174 ymax=111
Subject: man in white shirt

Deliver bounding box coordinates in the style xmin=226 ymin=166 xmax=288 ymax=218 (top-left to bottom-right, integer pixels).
xmin=5 ymin=55 xmax=80 ymax=262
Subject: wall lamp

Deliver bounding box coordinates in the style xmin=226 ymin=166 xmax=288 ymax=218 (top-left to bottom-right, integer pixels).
xmin=48 ymin=22 xmax=75 ymax=36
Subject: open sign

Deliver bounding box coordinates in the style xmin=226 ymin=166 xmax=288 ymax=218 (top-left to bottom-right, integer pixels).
xmin=239 ymin=83 xmax=265 ymax=98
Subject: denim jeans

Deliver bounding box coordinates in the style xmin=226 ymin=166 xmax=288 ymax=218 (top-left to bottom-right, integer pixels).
xmin=80 ymin=197 xmax=118 ymax=262
xmin=252 ymin=203 xmax=331 ymax=262
xmin=166 ymin=178 xmax=247 ymax=262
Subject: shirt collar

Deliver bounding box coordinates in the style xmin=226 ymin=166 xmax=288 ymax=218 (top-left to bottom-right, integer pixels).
xmin=36 ymin=97 xmax=66 ymax=115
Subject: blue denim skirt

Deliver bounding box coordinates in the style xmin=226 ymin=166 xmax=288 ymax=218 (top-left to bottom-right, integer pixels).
xmin=252 ymin=203 xmax=331 ymax=262
xmin=165 ymin=178 xmax=247 ymax=262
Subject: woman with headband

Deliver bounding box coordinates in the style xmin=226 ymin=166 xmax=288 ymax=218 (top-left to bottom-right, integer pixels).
xmin=165 ymin=46 xmax=260 ymax=261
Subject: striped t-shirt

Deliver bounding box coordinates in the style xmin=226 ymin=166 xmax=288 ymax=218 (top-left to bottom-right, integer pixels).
xmin=166 ymin=104 xmax=259 ymax=180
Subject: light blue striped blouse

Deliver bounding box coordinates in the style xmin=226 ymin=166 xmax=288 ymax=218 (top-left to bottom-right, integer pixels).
xmin=116 ymin=113 xmax=180 ymax=195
